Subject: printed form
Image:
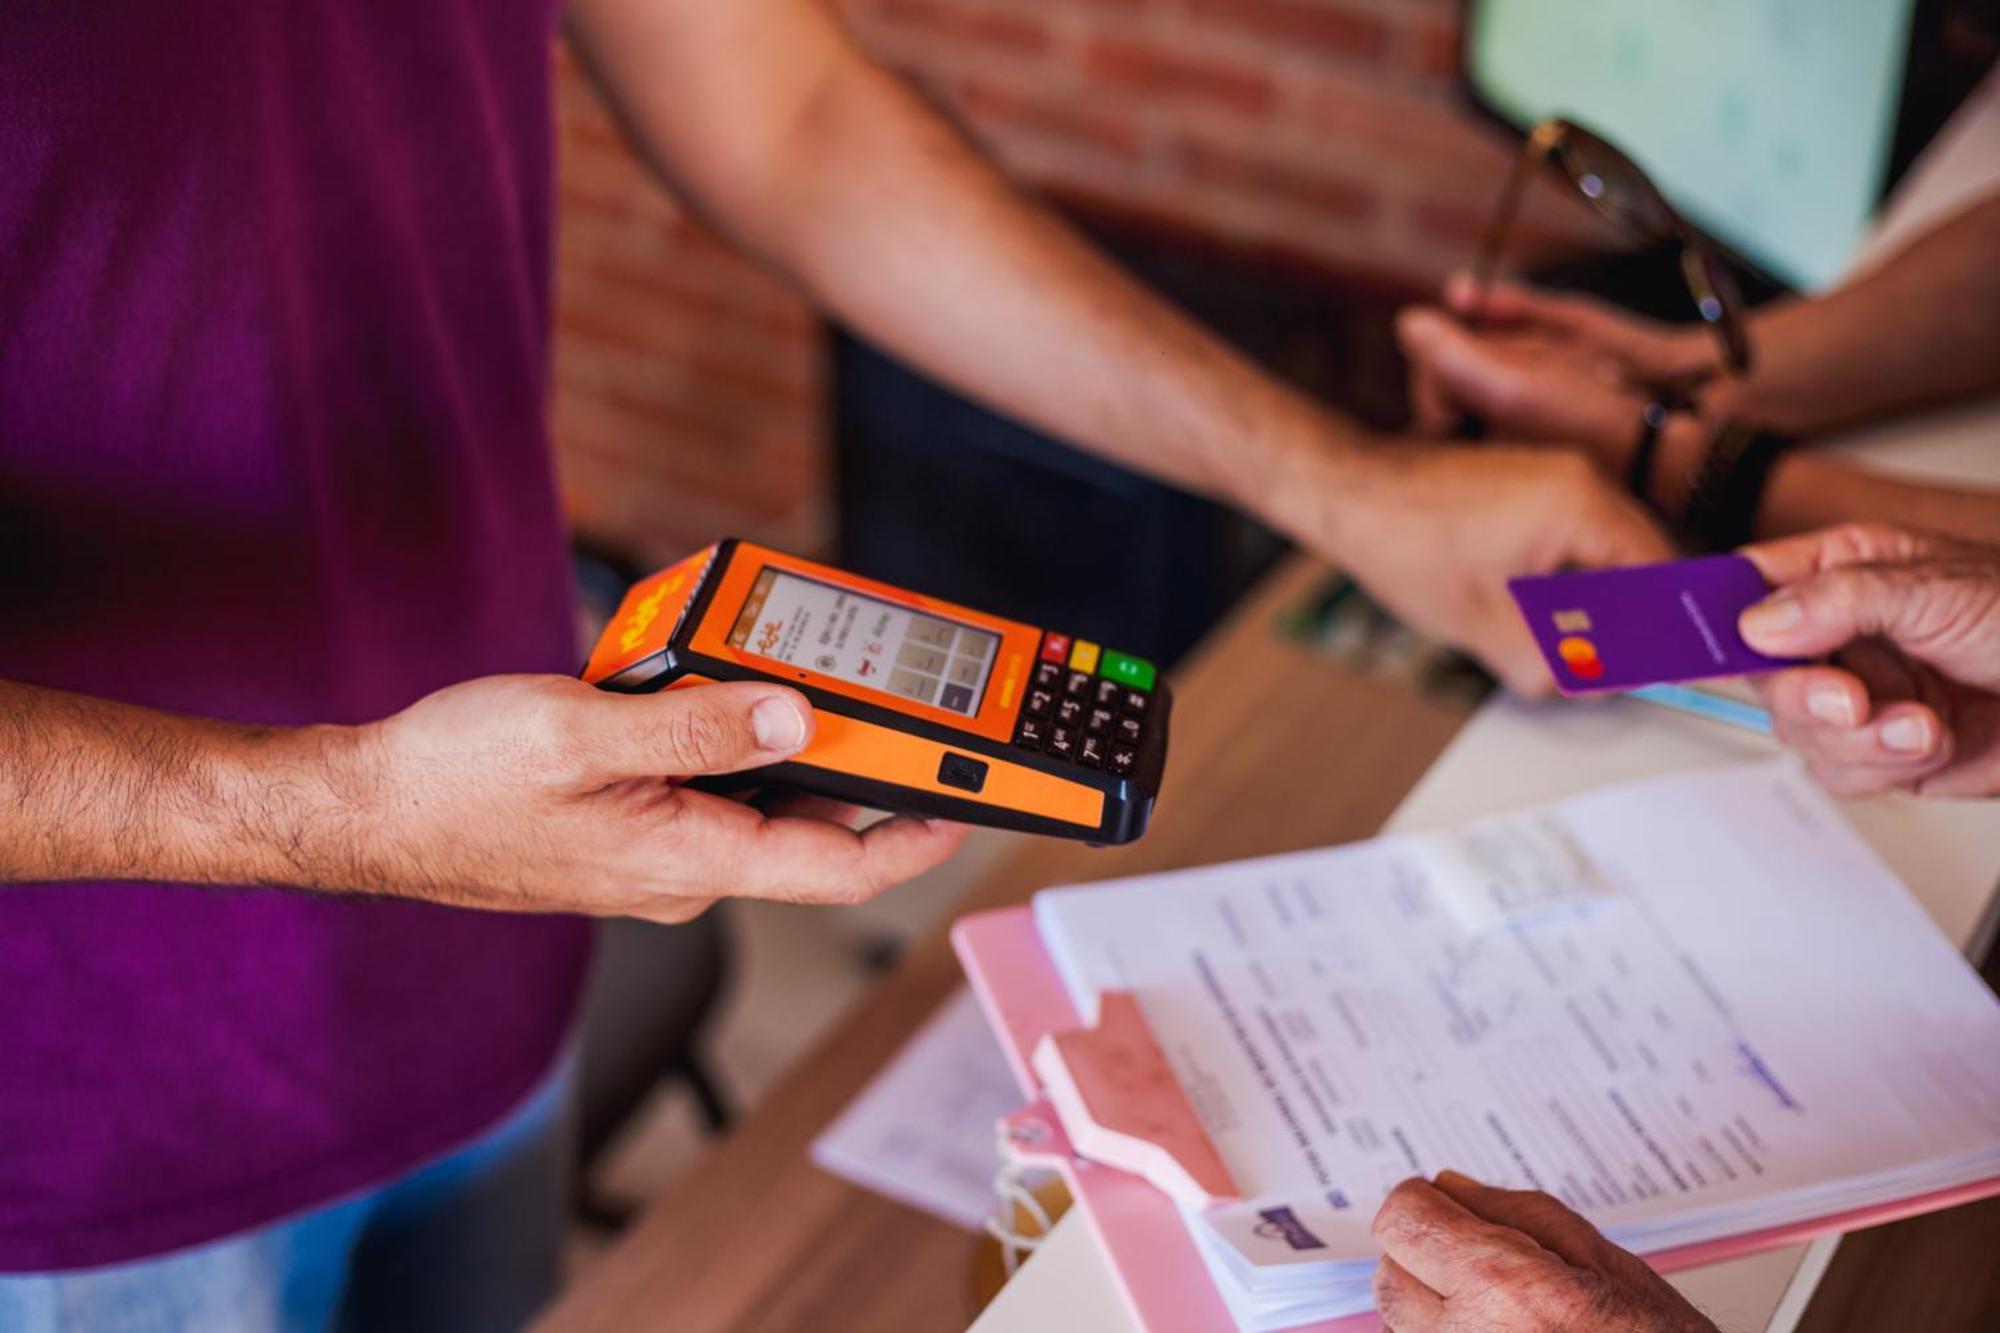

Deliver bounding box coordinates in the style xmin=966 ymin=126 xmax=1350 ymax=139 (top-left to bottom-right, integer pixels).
xmin=1034 ymin=762 xmax=2000 ymax=1281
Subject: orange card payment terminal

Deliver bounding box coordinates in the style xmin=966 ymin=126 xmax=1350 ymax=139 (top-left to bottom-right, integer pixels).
xmin=582 ymin=540 xmax=1169 ymax=844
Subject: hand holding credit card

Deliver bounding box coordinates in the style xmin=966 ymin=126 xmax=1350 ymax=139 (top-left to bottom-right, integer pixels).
xmin=1509 ymin=555 xmax=1806 ymax=696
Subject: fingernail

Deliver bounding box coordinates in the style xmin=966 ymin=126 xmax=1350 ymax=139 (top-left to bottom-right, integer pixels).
xmin=752 ymin=695 xmax=807 ymax=751
xmin=1881 ymin=715 xmax=1932 ymax=754
xmin=1434 ymin=1169 xmax=1478 ymax=1188
xmin=1806 ymin=685 xmax=1857 ymax=728
xmin=1739 ymin=592 xmax=1803 ymax=643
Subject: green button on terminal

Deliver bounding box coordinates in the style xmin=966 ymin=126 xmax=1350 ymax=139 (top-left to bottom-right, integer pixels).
xmin=1099 ymin=649 xmax=1156 ymax=692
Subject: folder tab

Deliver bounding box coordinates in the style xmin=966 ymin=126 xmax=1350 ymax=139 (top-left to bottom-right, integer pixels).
xmin=1030 ymin=991 xmax=1240 ymax=1208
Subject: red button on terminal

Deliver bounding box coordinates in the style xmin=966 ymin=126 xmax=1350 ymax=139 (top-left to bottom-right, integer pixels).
xmin=1040 ymin=633 xmax=1072 ymax=664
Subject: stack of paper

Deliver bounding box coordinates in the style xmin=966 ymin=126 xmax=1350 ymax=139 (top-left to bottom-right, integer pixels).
xmin=810 ymin=987 xmax=1025 ymax=1230
xmin=1032 ymin=763 xmax=2000 ymax=1330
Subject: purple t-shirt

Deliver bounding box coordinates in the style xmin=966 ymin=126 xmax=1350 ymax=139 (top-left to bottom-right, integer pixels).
xmin=0 ymin=2 xmax=591 ymax=1269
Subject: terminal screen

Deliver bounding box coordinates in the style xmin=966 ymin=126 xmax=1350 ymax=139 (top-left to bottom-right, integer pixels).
xmin=728 ymin=569 xmax=998 ymax=716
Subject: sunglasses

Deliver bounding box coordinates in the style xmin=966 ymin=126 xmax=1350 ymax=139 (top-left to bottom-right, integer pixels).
xmin=1471 ymin=118 xmax=1752 ymax=380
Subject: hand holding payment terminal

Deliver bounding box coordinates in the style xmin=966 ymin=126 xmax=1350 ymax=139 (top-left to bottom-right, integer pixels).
xmin=582 ymin=541 xmax=1169 ymax=844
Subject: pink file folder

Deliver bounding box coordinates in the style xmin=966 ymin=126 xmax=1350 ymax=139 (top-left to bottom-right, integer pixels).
xmin=952 ymin=904 xmax=2000 ymax=1333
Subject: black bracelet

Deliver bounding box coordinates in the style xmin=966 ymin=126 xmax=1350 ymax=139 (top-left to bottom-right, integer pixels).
xmin=1679 ymin=420 xmax=1793 ymax=552
xmin=1624 ymin=395 xmax=1679 ymax=502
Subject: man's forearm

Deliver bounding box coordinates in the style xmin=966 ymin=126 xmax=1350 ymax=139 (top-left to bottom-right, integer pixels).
xmin=0 ymin=680 xmax=368 ymax=889
xmin=751 ymin=58 xmax=1366 ymax=533
xmin=1702 ymin=193 xmax=2000 ymax=437
xmin=567 ymin=0 xmax=1386 ymax=553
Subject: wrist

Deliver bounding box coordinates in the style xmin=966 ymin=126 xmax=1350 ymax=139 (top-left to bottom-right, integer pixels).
xmin=1658 ymin=324 xmax=1727 ymax=388
xmin=1253 ymin=427 xmax=1396 ymax=566
xmin=1645 ymin=414 xmax=1710 ymax=523
xmin=1233 ymin=405 xmax=1385 ymax=558
xmin=1692 ymin=373 xmax=1765 ymax=434
xmin=207 ymin=721 xmax=387 ymax=895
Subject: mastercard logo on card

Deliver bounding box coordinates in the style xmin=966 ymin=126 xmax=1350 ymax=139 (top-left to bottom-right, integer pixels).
xmin=1549 ymin=609 xmax=1603 ymax=680
xmin=1555 ymin=631 xmax=1604 ymax=681
xmin=1508 ymin=556 xmax=1805 ymax=697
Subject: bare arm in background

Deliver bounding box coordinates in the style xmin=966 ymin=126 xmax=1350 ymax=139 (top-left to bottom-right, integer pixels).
xmin=1700 ymin=195 xmax=2000 ymax=438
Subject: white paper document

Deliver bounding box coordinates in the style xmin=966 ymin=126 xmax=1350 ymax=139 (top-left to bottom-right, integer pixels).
xmin=810 ymin=986 xmax=1023 ymax=1231
xmin=1032 ymin=762 xmax=2000 ymax=1329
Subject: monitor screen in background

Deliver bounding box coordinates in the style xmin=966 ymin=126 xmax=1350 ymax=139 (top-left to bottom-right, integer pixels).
xmin=1466 ymin=0 xmax=1916 ymax=291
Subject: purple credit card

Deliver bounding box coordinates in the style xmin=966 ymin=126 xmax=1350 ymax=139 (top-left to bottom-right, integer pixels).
xmin=1508 ymin=555 xmax=1805 ymax=696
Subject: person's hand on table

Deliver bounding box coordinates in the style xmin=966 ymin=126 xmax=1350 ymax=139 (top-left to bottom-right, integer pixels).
xmin=349 ymin=675 xmax=968 ymax=922
xmin=1371 ymin=1172 xmax=1717 ymax=1333
xmin=1737 ymin=523 xmax=2000 ymax=798
xmin=1395 ymin=273 xmax=1718 ymax=469
xmin=1328 ymin=445 xmax=1674 ymax=696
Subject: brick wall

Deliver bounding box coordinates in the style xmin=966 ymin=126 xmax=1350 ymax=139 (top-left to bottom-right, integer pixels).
xmin=552 ymin=0 xmax=1613 ymax=566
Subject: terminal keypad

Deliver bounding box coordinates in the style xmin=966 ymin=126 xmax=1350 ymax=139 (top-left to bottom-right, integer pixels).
xmin=1015 ymin=633 xmax=1155 ymax=780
